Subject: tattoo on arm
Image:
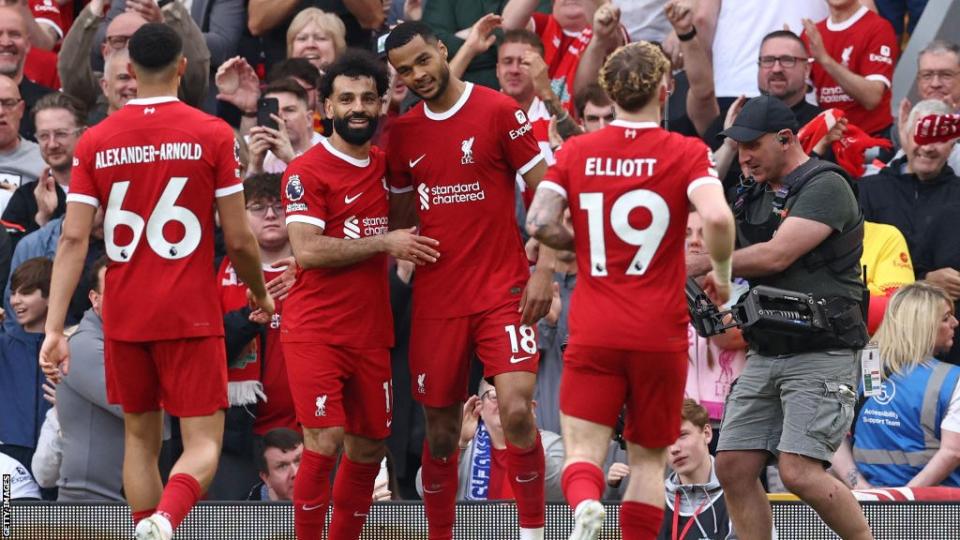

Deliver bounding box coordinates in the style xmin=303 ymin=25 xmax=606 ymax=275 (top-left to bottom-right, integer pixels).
xmin=543 ymin=96 xmax=583 ymax=141
xmin=526 ymin=188 xmax=573 ymax=250
xmin=846 ymin=470 xmax=860 ymax=488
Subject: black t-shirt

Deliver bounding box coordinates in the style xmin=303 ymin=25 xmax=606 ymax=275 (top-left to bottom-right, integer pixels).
xmin=18 ymin=79 xmax=53 ymax=142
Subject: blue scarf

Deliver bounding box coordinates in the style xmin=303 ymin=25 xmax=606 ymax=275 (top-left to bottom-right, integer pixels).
xmin=467 ymin=420 xmax=493 ymax=500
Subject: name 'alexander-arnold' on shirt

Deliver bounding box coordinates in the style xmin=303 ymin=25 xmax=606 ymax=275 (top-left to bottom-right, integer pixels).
xmin=93 ymin=143 xmax=203 ymax=169
xmin=584 ymin=157 xmax=657 ymax=177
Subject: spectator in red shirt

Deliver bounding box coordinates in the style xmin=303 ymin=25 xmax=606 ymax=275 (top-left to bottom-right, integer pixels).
xmin=802 ymin=0 xmax=899 ymax=137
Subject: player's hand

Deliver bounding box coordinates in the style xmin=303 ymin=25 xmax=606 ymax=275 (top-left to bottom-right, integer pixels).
xmin=34 ymin=168 xmax=58 ymax=227
xmin=463 ymin=13 xmax=500 ymax=57
xmin=702 ymin=270 xmax=732 ymax=306
xmin=607 ymin=462 xmax=630 ymax=487
xmin=381 ymin=227 xmax=440 ymax=265
xmin=266 ymin=257 xmax=298 ymax=300
xmin=664 ymin=0 xmax=694 ymax=36
xmin=592 ymin=3 xmax=622 ymax=48
xmin=524 ymin=237 xmax=539 ymax=264
xmin=126 ymin=0 xmax=163 ymax=23
xmin=520 ymin=50 xmax=551 ymax=100
xmin=801 ymin=18 xmax=829 ymax=65
xmin=42 ymin=379 xmax=57 ymax=407
xmin=459 ymin=394 xmax=482 ymax=448
xmin=247 ymin=290 xmax=276 ymax=324
xmin=519 ymin=269 xmax=553 ymax=325
xmin=215 ymin=57 xmax=261 ymax=114
xmin=924 ymin=267 xmax=960 ymax=300
xmin=39 ymin=333 xmax=70 ymax=384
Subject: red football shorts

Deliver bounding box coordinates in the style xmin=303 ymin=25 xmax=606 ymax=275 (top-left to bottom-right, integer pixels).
xmin=283 ymin=343 xmax=392 ymax=439
xmin=560 ymin=344 xmax=688 ymax=449
xmin=104 ymin=336 xmax=228 ymax=417
xmin=409 ymin=299 xmax=540 ymax=408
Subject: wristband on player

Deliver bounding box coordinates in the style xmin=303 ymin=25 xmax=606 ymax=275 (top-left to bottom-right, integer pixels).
xmin=677 ymin=27 xmax=697 ymax=42
xmin=711 ymin=257 xmax=732 ymax=285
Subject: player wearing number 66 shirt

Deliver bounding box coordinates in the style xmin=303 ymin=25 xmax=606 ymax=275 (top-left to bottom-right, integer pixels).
xmin=280 ymin=50 xmax=440 ymax=540
xmin=526 ymin=42 xmax=735 ymax=540
xmin=38 ymin=24 xmax=273 ymax=540
xmin=385 ymin=21 xmax=557 ymax=540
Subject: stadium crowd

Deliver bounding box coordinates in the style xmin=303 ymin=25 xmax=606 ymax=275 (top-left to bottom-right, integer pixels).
xmin=0 ymin=0 xmax=959 ymax=538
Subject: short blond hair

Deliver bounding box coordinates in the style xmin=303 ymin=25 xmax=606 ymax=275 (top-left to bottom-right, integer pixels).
xmin=599 ymin=41 xmax=669 ymax=113
xmin=875 ymin=281 xmax=954 ymax=375
xmin=286 ymin=8 xmax=347 ymax=61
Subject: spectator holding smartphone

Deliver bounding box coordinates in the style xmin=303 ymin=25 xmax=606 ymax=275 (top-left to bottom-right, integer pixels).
xmin=246 ymin=80 xmax=321 ymax=176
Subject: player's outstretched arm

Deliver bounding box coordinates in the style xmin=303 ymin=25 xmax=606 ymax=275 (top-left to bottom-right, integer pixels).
xmin=41 ymin=202 xmax=97 ymax=382
xmin=217 ymin=192 xmax=273 ymax=314
xmin=288 ymin=223 xmax=440 ymax=269
xmin=526 ymin=187 xmax=572 ymax=251
xmin=688 ymin=182 xmax=735 ymax=305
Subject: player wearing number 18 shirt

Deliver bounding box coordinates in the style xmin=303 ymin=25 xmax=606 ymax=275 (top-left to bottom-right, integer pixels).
xmin=527 ymin=42 xmax=735 ymax=540
xmin=38 ymin=24 xmax=273 ymax=540
xmin=385 ymin=22 xmax=555 ymax=540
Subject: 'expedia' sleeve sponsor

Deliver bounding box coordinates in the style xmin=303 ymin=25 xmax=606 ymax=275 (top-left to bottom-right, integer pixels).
xmin=861 ymin=21 xmax=898 ymax=87
xmin=497 ymin=98 xmax=544 ymax=178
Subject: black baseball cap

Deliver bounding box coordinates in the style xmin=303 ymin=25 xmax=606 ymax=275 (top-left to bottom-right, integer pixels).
xmin=718 ymin=95 xmax=800 ymax=143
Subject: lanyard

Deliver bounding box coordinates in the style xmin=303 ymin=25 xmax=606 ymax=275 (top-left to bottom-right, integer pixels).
xmin=672 ymin=491 xmax=709 ymax=540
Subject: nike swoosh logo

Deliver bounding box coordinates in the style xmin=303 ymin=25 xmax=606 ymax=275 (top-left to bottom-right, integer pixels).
xmin=423 ymin=485 xmax=443 ymax=494
xmin=510 ymin=355 xmax=532 ymax=364
xmin=409 ymin=154 xmax=426 ymax=168
xmin=516 ymin=473 xmax=540 ymax=483
xmin=301 ymin=503 xmax=325 ymax=511
xmin=344 ymin=192 xmax=363 ymax=204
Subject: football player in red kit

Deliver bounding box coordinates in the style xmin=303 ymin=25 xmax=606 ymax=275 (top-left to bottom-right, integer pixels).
xmin=39 ymin=24 xmax=273 ymax=540
xmin=385 ymin=21 xmax=556 ymax=540
xmin=280 ymin=49 xmax=440 ymax=540
xmin=527 ymin=42 xmax=735 ymax=540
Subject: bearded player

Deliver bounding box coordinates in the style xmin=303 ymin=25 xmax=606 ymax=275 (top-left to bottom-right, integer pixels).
xmin=526 ymin=42 xmax=735 ymax=540
xmin=385 ymin=21 xmax=555 ymax=540
xmin=38 ymin=24 xmax=273 ymax=540
xmin=280 ymin=49 xmax=440 ymax=540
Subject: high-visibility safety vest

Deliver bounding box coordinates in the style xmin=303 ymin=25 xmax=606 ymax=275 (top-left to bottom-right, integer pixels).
xmin=853 ymin=360 xmax=960 ymax=487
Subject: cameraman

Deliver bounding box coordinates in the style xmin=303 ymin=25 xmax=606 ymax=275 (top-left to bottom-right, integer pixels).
xmin=690 ymin=96 xmax=872 ymax=540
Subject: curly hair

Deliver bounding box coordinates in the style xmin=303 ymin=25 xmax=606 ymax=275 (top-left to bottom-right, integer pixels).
xmin=599 ymin=41 xmax=670 ymax=113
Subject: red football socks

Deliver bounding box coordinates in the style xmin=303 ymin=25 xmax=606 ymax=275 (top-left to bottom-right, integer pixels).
xmin=329 ymin=456 xmax=380 ymax=540
xmin=155 ymin=473 xmax=202 ymax=531
xmin=506 ymin=434 xmax=546 ymax=529
xmin=620 ymin=501 xmax=665 ymax=540
xmin=131 ymin=507 xmax=156 ymax=526
xmin=561 ymin=461 xmax=605 ymax=512
xmin=421 ymin=440 xmax=459 ymax=540
xmin=294 ymin=449 xmax=336 ymax=540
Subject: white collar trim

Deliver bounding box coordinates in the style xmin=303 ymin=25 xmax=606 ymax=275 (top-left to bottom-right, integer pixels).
xmin=321 ymin=137 xmax=370 ymax=168
xmin=127 ymin=96 xmax=180 ymax=106
xmin=827 ymin=6 xmax=868 ymax=32
xmin=424 ymin=82 xmax=474 ymax=121
xmin=610 ymin=119 xmax=659 ymax=129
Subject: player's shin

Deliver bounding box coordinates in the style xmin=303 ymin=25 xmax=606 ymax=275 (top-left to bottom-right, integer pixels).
xmin=506 ymin=432 xmax=546 ymax=531
xmin=294 ymin=449 xmax=336 ymax=540
xmin=329 ymin=454 xmax=381 ymax=539
xmin=561 ymin=461 xmax=605 ymax=511
xmin=421 ymin=438 xmax=459 ymax=540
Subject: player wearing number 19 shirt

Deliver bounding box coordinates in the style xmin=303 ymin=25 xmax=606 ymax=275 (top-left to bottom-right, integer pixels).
xmin=527 ymin=43 xmax=735 ymax=540
xmin=385 ymin=22 xmax=555 ymax=540
xmin=38 ymin=25 xmax=273 ymax=540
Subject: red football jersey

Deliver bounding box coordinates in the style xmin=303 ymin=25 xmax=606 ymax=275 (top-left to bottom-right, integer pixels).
xmin=217 ymin=260 xmax=297 ymax=435
xmin=281 ymin=138 xmax=394 ymax=347
xmin=803 ymin=6 xmax=898 ymax=136
xmin=67 ymin=97 xmax=243 ymax=342
xmin=532 ymin=12 xmax=591 ymax=116
xmin=30 ymin=0 xmax=63 ymax=40
xmin=541 ymin=120 xmax=721 ymax=351
xmin=386 ymin=83 xmax=544 ymax=318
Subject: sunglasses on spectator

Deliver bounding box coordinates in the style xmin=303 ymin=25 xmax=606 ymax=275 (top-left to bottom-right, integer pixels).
xmin=0 ymin=98 xmax=22 ymax=110
xmin=758 ymin=55 xmax=811 ymax=68
xmin=246 ymin=203 xmax=285 ymax=216
xmin=918 ymin=70 xmax=959 ymax=83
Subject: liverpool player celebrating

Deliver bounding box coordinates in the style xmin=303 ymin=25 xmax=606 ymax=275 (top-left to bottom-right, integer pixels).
xmin=385 ymin=22 xmax=555 ymax=540
xmin=281 ymin=49 xmax=440 ymax=540
xmin=38 ymin=24 xmax=274 ymax=540
xmin=527 ymin=42 xmax=735 ymax=540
